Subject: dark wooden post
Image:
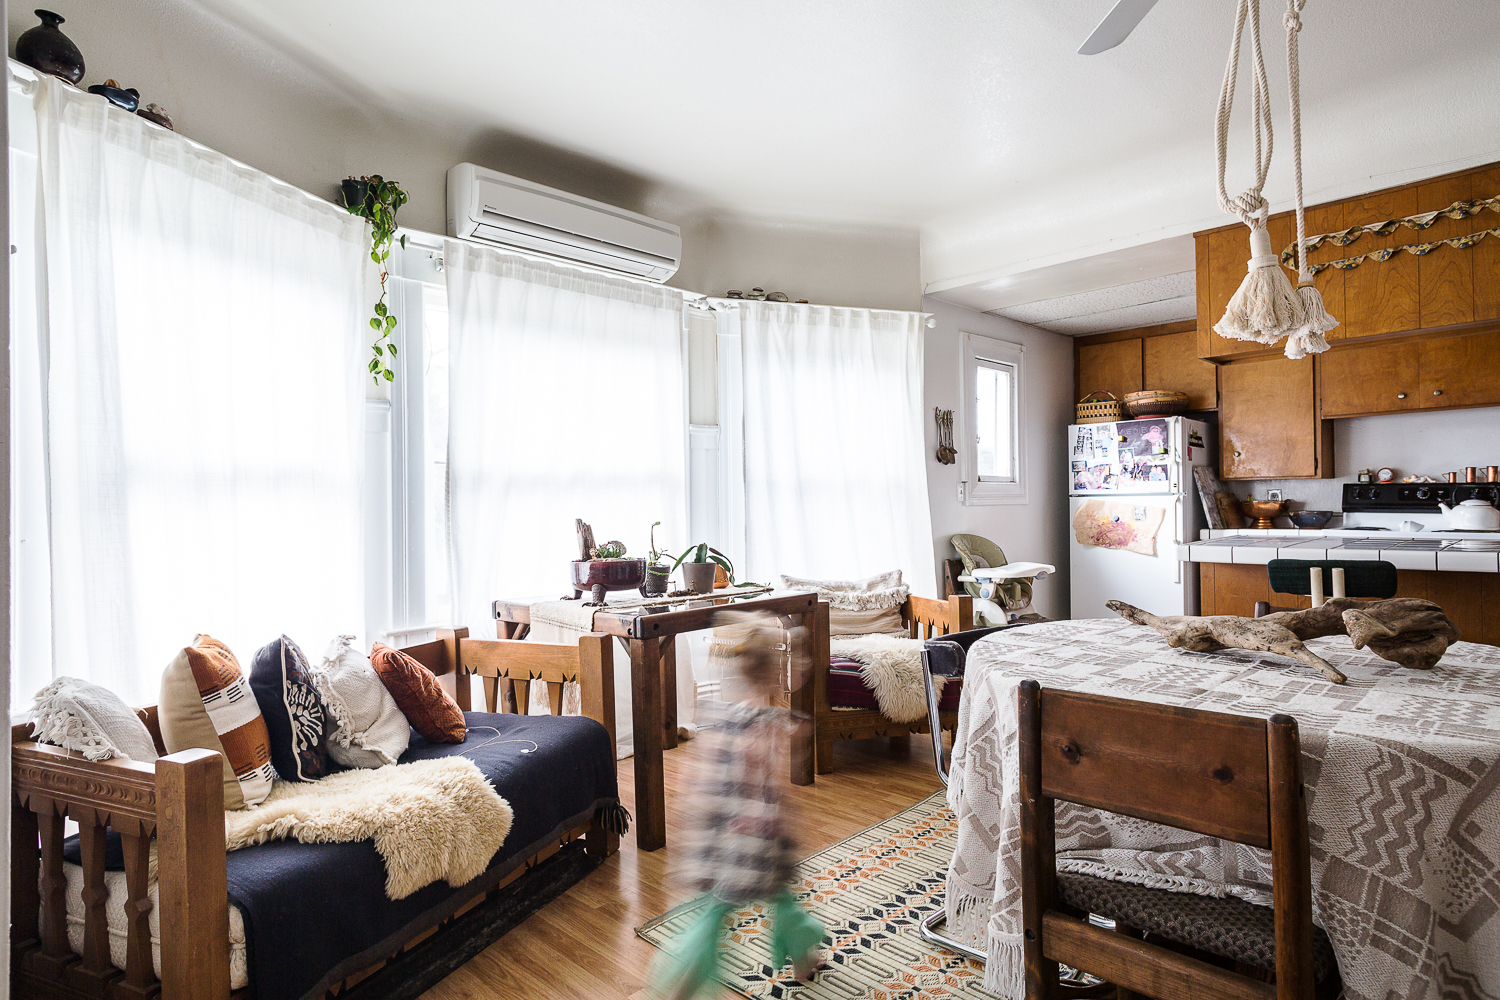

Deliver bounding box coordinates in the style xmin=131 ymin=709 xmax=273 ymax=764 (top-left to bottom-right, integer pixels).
xmin=1267 ymin=714 xmax=1316 ymax=1000
xmin=1018 ymin=680 xmax=1060 ymax=1000
xmin=630 ymin=637 xmax=666 ymax=850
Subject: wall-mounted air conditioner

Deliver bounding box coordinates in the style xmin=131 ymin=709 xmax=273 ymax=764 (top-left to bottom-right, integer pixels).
xmin=446 ymin=162 xmax=681 ymax=282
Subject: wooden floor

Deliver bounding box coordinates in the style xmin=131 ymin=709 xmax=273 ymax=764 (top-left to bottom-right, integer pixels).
xmin=420 ymin=734 xmax=946 ymax=1000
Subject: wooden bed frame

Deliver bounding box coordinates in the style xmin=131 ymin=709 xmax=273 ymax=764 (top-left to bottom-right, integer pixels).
xmin=9 ymin=628 xmax=619 ymax=1000
xmin=807 ymin=594 xmax=974 ymax=776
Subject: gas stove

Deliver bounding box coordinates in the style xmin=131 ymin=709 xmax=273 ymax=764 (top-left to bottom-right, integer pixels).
xmin=1342 ymin=482 xmax=1500 ymax=533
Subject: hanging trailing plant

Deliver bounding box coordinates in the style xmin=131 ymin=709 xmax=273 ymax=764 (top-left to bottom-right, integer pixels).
xmin=341 ymin=175 xmax=410 ymax=383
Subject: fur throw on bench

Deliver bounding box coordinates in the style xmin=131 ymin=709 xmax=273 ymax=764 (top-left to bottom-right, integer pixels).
xmin=224 ymin=757 xmax=512 ymax=900
xmin=828 ymin=634 xmax=945 ymax=723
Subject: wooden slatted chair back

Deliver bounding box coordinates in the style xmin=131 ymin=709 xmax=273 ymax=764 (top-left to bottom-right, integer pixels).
xmin=1018 ymin=680 xmax=1318 ymax=1000
xmin=458 ymin=635 xmax=616 ymax=752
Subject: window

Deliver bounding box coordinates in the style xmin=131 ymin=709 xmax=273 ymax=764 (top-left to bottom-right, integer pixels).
xmin=960 ymin=333 xmax=1026 ymax=504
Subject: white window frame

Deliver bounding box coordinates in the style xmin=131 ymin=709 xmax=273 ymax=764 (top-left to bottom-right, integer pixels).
xmin=959 ymin=332 xmax=1027 ymax=505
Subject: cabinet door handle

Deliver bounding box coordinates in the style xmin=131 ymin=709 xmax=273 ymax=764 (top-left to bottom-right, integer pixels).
xmin=1234 ymin=450 xmax=1242 ymax=457
xmin=1397 ymin=393 xmax=1407 ymax=399
xmin=1433 ymin=389 xmax=1443 ymax=396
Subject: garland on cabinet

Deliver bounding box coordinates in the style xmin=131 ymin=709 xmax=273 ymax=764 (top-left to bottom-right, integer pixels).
xmin=1278 ymin=194 xmax=1500 ymax=276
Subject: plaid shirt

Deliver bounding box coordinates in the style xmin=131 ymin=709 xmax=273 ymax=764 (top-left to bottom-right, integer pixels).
xmin=682 ymin=702 xmax=797 ymax=903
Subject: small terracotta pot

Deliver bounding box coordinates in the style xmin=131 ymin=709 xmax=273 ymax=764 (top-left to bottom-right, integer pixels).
xmin=682 ymin=562 xmax=717 ymax=595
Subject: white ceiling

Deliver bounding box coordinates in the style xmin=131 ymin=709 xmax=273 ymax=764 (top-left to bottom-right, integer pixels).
xmin=200 ymin=0 xmax=1500 ymax=326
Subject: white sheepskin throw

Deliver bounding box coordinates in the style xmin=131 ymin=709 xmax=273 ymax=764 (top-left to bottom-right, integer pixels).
xmin=224 ymin=757 xmax=512 ymax=900
xmin=829 ymin=634 xmax=944 ymax=723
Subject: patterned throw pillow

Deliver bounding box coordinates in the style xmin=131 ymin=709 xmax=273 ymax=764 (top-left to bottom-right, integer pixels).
xmin=249 ymin=636 xmax=331 ymax=781
xmin=315 ymin=636 xmax=410 ymax=769
xmin=778 ymin=571 xmax=910 ymax=636
xmin=369 ymin=642 xmax=467 ymax=744
xmin=158 ymin=635 xmax=275 ymax=809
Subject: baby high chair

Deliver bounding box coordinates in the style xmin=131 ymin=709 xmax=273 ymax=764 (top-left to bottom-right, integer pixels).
xmin=949 ymin=534 xmax=1055 ymax=626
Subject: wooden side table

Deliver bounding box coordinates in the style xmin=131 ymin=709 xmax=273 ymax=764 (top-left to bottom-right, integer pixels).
xmin=493 ymin=590 xmax=827 ymax=851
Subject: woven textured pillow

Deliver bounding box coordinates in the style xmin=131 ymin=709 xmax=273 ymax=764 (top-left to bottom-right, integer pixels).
xmin=159 ymin=635 xmax=275 ymax=809
xmin=249 ymin=635 xmax=331 ymax=781
xmin=779 ymin=572 xmax=910 ymax=636
xmin=316 ymin=636 xmax=410 ymax=769
xmin=30 ymin=677 xmax=159 ymax=763
xmin=369 ymin=642 xmax=466 ymax=744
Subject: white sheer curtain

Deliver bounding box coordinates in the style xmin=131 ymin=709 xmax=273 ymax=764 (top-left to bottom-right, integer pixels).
xmin=13 ymin=75 xmax=368 ymax=708
xmin=443 ymin=240 xmax=688 ymax=627
xmin=728 ymin=301 xmax=937 ymax=596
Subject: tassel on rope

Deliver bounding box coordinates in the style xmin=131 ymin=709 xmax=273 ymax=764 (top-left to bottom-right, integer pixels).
xmin=1280 ymin=0 xmax=1337 ymax=359
xmin=1212 ymin=0 xmax=1305 ymax=345
xmin=1214 ymin=222 xmax=1305 ymax=345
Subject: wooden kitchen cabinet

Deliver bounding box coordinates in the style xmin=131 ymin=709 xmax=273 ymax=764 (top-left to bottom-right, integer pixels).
xmin=1219 ymin=355 xmax=1331 ymax=479
xmin=1319 ymin=328 xmax=1500 ymax=417
xmin=1196 ymin=159 xmax=1499 ymax=358
xmin=1320 ymin=340 xmax=1421 ymax=417
xmin=1418 ymin=329 xmax=1500 ymax=409
xmin=1077 ymin=338 xmax=1142 ymax=403
xmin=1143 ymin=330 xmax=1216 ymax=409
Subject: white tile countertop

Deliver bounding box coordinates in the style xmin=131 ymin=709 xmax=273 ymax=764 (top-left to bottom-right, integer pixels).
xmin=1177 ymin=530 xmax=1500 ymax=572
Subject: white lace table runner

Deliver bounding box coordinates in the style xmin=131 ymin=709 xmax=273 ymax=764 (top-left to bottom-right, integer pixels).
xmin=946 ymin=617 xmax=1500 ymax=1000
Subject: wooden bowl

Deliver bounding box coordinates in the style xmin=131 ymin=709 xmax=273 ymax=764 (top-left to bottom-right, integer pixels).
xmin=1240 ymin=500 xmax=1288 ymax=529
xmin=1124 ymin=390 xmax=1191 ymax=418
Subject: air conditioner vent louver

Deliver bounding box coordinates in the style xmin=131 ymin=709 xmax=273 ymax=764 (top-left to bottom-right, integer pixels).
xmin=447 ymin=163 xmax=681 ymax=282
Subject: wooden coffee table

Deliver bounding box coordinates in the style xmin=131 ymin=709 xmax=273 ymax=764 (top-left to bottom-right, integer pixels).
xmin=493 ymin=590 xmax=827 ymax=851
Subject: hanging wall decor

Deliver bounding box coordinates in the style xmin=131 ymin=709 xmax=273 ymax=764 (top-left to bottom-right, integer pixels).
xmin=1279 ymin=195 xmax=1500 ymax=275
xmin=1211 ymin=0 xmax=1337 ymax=360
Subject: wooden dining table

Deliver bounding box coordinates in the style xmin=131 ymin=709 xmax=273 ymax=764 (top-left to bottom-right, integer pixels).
xmin=942 ymin=616 xmax=1500 ymax=1000
xmin=493 ymin=589 xmax=826 ymax=851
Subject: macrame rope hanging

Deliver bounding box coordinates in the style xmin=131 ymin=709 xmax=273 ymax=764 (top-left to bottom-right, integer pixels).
xmin=1212 ymin=0 xmax=1338 ymax=359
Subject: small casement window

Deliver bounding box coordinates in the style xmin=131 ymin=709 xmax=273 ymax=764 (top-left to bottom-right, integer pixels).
xmin=960 ymin=333 xmax=1026 ymax=504
xmin=974 ymin=358 xmax=1017 ymax=483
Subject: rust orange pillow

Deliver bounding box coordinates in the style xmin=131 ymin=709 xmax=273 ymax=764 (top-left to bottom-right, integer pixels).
xmin=368 ymin=642 xmax=466 ymax=744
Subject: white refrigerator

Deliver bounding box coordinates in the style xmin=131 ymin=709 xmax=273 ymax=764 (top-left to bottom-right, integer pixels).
xmin=1067 ymin=416 xmax=1212 ymax=619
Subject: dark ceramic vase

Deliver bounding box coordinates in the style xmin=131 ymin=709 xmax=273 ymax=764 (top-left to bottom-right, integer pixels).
xmin=17 ymin=10 xmax=85 ymax=85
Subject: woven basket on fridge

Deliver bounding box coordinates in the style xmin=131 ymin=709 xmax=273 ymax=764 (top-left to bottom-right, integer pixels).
xmin=1075 ymin=390 xmax=1122 ymax=424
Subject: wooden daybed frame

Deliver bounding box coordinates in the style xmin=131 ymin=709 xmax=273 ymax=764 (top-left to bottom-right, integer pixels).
xmin=10 ymin=628 xmax=619 ymax=1000
xmin=807 ymin=593 xmax=974 ymax=775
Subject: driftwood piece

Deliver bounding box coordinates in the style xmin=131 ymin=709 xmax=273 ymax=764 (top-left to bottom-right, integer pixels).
xmin=1342 ymin=598 xmax=1460 ymax=670
xmin=1111 ymin=596 xmax=1463 ymax=679
xmin=575 ymin=519 xmax=596 ymax=562
xmin=1107 ymin=601 xmax=1348 ymax=684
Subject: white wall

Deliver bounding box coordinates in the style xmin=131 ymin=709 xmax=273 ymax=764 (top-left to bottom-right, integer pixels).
xmin=676 ymin=215 xmax=921 ymax=312
xmin=1229 ymin=405 xmax=1500 ymax=517
xmin=11 ymin=1 xmax=920 ymax=312
xmin=923 ymin=296 xmax=1075 ymax=619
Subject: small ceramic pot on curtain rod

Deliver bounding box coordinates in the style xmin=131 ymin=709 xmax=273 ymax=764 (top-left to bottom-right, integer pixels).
xmin=16 ymin=9 xmax=86 ymax=84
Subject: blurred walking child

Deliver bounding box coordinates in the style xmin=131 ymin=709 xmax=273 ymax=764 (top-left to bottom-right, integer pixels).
xmin=656 ymin=613 xmax=826 ymax=999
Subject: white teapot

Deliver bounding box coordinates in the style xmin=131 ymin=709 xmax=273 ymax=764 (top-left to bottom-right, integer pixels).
xmin=1438 ymin=498 xmax=1500 ymax=530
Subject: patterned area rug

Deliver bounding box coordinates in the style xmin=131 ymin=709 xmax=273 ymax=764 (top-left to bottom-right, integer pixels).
xmin=638 ymin=792 xmax=1001 ymax=999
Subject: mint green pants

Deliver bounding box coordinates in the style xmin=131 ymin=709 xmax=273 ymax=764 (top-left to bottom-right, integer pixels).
xmin=660 ymin=890 xmax=826 ymax=998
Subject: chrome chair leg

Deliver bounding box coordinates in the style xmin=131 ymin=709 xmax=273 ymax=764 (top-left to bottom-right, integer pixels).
xmin=918 ymin=908 xmax=987 ymax=962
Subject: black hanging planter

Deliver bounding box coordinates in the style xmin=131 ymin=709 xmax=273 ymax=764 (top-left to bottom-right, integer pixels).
xmin=17 ymin=9 xmax=85 ymax=84
xmin=340 ymin=178 xmax=372 ymax=214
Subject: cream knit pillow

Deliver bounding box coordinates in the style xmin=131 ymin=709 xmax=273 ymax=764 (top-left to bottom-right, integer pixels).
xmin=315 ymin=636 xmax=410 ymax=769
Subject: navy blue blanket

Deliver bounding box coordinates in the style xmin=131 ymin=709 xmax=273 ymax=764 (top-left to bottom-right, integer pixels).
xmin=66 ymin=711 xmax=619 ymax=1000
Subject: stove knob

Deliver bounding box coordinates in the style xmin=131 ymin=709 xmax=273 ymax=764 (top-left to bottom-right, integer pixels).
xmin=1370 ymin=487 xmax=1382 ymax=500
xmin=1416 ymin=487 xmax=1431 ymax=500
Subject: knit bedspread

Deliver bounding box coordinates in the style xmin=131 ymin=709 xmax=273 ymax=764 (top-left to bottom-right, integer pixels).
xmin=945 ymin=617 xmax=1500 ymax=1000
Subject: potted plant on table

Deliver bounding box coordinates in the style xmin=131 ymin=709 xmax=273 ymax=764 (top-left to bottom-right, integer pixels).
xmin=672 ymin=543 xmax=735 ymax=595
xmin=644 ymin=522 xmax=672 ymax=597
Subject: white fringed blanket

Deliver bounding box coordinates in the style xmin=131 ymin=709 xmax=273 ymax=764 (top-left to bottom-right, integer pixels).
xmin=828 ymin=634 xmax=943 ymax=722
xmin=224 ymin=757 xmax=513 ymax=900
xmin=946 ymin=617 xmax=1500 ymax=1000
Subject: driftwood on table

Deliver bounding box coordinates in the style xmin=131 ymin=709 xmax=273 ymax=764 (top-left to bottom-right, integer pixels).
xmin=1109 ymin=597 xmax=1463 ymax=682
xmin=1107 ymin=601 xmax=1348 ymax=683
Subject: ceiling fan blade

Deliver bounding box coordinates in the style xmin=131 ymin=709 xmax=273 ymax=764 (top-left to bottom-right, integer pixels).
xmin=1077 ymin=0 xmax=1161 ymax=55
